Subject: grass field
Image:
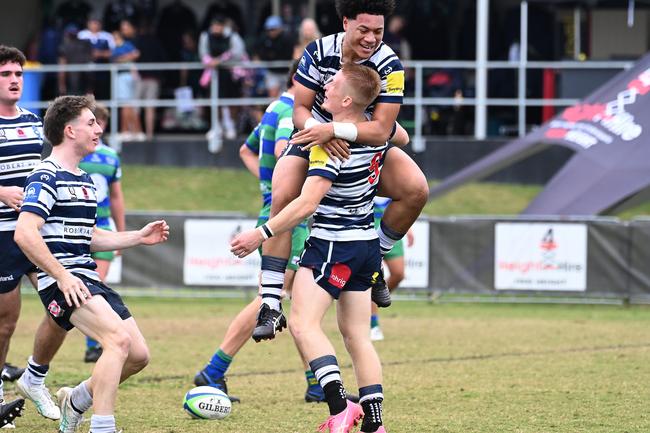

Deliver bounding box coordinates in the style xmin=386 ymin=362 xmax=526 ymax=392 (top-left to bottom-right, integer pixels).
xmin=6 ymin=295 xmax=650 ymax=433
xmin=120 ymin=165 xmax=650 ymax=218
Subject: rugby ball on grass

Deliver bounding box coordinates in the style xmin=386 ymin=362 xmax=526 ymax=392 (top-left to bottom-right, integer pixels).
xmin=183 ymin=386 xmax=232 ymax=420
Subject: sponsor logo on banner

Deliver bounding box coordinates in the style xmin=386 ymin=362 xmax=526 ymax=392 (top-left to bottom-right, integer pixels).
xmin=494 ymin=223 xmax=587 ymax=291
xmin=545 ymin=67 xmax=650 ymax=148
xmin=184 ymin=219 xmax=261 ymax=286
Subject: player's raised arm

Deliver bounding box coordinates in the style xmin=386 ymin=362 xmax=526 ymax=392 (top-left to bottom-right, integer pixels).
xmin=230 ymin=176 xmax=331 ymax=258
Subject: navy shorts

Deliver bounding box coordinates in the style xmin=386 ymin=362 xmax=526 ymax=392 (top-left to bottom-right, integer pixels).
xmin=39 ymin=273 xmax=131 ymax=331
xmin=299 ymin=237 xmax=381 ymax=299
xmin=0 ymin=231 xmax=36 ymax=293
xmin=280 ymin=143 xmax=309 ymax=160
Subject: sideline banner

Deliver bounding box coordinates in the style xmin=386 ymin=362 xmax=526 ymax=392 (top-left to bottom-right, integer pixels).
xmin=494 ymin=223 xmax=587 ymax=291
xmin=385 ymin=220 xmax=430 ymax=288
xmin=184 ymin=219 xmax=260 ymax=286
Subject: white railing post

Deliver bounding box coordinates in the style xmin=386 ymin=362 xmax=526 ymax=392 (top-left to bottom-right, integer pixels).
xmin=475 ymin=0 xmax=489 ymax=139
xmin=208 ymin=68 xmax=222 ymax=153
xmin=412 ymin=62 xmax=425 ymax=152
xmin=518 ymin=1 xmax=529 ymax=137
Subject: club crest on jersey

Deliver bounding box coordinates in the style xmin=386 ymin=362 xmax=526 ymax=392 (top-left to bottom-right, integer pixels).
xmin=48 ymin=300 xmax=64 ymax=318
xmin=24 ymin=184 xmax=41 ymax=202
xmin=68 ymin=186 xmax=78 ymax=201
xmin=81 ymin=186 xmax=90 ymax=200
xmin=16 ymin=128 xmax=25 ymax=138
xmin=0 ymin=129 xmax=7 ymax=143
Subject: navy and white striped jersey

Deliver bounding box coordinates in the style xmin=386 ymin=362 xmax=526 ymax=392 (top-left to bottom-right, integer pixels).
xmin=0 ymin=107 xmax=43 ymax=231
xmin=308 ymin=143 xmax=387 ymax=241
xmin=21 ymin=157 xmax=99 ymax=290
xmin=295 ymin=32 xmax=404 ymax=123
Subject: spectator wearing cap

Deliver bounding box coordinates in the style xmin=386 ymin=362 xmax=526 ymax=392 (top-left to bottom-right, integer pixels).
xmin=78 ymin=14 xmax=115 ymax=99
xmin=253 ymin=15 xmax=295 ymax=98
xmin=58 ymin=24 xmax=93 ymax=95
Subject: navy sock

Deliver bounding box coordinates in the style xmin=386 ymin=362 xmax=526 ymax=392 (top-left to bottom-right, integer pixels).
xmin=360 ymin=384 xmax=384 ymax=432
xmin=310 ymin=355 xmax=346 ymax=415
xmin=86 ymin=336 xmax=99 ymax=349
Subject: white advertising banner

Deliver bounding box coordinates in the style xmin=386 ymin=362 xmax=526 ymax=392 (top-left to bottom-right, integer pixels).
xmin=184 ymin=219 xmax=261 ymax=286
xmin=385 ymin=220 xmax=429 ymax=288
xmin=494 ymin=223 xmax=587 ymax=291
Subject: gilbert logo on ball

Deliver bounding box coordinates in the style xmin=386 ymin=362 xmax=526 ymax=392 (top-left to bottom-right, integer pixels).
xmin=183 ymin=386 xmax=232 ymax=420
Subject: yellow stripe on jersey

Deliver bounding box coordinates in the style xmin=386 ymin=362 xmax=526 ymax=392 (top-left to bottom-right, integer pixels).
xmin=385 ymin=70 xmax=405 ymax=95
xmin=309 ymin=145 xmax=328 ymax=168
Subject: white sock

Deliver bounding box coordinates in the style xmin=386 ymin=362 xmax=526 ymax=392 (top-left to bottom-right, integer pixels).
xmin=89 ymin=414 xmax=115 ymax=433
xmin=23 ymin=355 xmax=49 ymax=387
xmin=0 ymin=378 xmax=4 ymax=403
xmin=71 ymin=381 xmax=93 ymax=413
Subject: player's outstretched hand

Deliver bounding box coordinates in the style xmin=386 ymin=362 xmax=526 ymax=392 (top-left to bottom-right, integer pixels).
xmin=57 ymin=272 xmax=92 ymax=308
xmin=139 ymin=220 xmax=170 ymax=245
xmin=0 ymin=186 xmax=24 ymax=212
xmin=230 ymin=228 xmax=264 ymax=258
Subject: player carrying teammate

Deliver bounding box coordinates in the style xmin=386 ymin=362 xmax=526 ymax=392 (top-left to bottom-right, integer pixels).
xmin=232 ymin=63 xmax=390 ymax=433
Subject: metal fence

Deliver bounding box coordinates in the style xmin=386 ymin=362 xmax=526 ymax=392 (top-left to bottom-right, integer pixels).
xmin=22 ymin=57 xmax=634 ymax=153
xmin=111 ymin=212 xmax=650 ymax=304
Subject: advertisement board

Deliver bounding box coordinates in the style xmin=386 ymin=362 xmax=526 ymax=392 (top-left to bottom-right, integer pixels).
xmin=494 ymin=223 xmax=587 ymax=291
xmin=184 ymin=219 xmax=261 ymax=286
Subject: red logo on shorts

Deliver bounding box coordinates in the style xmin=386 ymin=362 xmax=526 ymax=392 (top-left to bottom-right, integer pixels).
xmin=328 ymin=263 xmax=351 ymax=289
xmin=48 ymin=300 xmax=63 ymax=318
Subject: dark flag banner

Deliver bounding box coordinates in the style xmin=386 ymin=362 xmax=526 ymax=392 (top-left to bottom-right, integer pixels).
xmin=428 ymin=52 xmax=650 ymax=215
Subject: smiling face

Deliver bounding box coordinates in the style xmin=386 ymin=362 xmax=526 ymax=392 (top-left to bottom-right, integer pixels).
xmin=0 ymin=61 xmax=23 ymax=108
xmin=69 ymin=108 xmax=103 ymax=156
xmin=342 ymin=13 xmax=385 ymax=61
xmin=321 ymin=70 xmax=351 ymax=115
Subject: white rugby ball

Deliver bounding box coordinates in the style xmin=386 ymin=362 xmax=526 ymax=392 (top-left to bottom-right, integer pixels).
xmin=183 ymin=386 xmax=232 ymax=420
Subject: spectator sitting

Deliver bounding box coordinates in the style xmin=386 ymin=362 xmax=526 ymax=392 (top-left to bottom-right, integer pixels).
xmin=253 ymin=15 xmax=294 ymax=98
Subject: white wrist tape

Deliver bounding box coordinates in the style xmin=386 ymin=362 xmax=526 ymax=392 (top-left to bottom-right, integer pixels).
xmin=304 ymin=117 xmax=320 ymax=129
xmin=333 ymin=122 xmax=358 ymax=142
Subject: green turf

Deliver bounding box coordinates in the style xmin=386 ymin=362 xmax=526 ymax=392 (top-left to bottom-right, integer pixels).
xmin=6 ymin=296 xmax=650 ymax=432
xmin=121 ymin=165 xmax=650 ymax=218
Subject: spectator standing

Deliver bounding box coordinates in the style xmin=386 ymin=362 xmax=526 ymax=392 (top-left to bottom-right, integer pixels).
xmin=111 ymin=20 xmax=143 ymax=141
xmin=57 ymin=24 xmax=93 ymax=96
xmin=134 ymin=22 xmax=166 ymax=139
xmin=253 ymin=15 xmax=294 ymax=98
xmin=198 ymin=15 xmax=247 ymax=140
xmin=54 ymin=0 xmax=92 ymax=30
xmin=78 ymin=14 xmax=115 ymax=100
xmin=292 ymin=18 xmax=321 ymax=60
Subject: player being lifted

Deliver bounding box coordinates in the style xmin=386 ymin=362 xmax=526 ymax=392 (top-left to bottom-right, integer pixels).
xmin=14 ymin=95 xmax=169 ymax=433
xmin=252 ymin=0 xmax=428 ymax=340
xmin=232 ymin=63 xmax=390 ymax=433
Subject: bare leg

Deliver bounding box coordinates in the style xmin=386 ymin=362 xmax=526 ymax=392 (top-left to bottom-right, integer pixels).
xmin=70 ymin=297 xmax=135 ymax=415
xmin=338 ymin=290 xmax=382 ymax=388
xmin=31 ymin=315 xmax=67 ymax=366
xmin=263 ymin=156 xmax=307 ymax=260
xmin=0 ymin=286 xmax=20 ymax=380
xmin=378 ymin=147 xmax=428 ymax=234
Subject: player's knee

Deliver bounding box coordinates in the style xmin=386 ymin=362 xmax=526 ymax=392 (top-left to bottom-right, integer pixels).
xmin=103 ymin=328 xmax=132 ymax=359
xmin=129 ymin=344 xmax=150 ymax=373
xmin=288 ymin=315 xmax=305 ymax=342
xmin=408 ymin=175 xmax=429 ymax=208
xmin=0 ymin=317 xmax=18 ymax=339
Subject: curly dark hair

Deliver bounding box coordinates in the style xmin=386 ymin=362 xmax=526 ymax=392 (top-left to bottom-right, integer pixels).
xmin=44 ymin=96 xmax=96 ymax=146
xmin=0 ymin=45 xmax=26 ymax=67
xmin=335 ymin=0 xmax=395 ymax=20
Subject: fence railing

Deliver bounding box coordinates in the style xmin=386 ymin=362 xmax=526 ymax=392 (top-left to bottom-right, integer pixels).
xmin=23 ymin=58 xmax=635 ymax=152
